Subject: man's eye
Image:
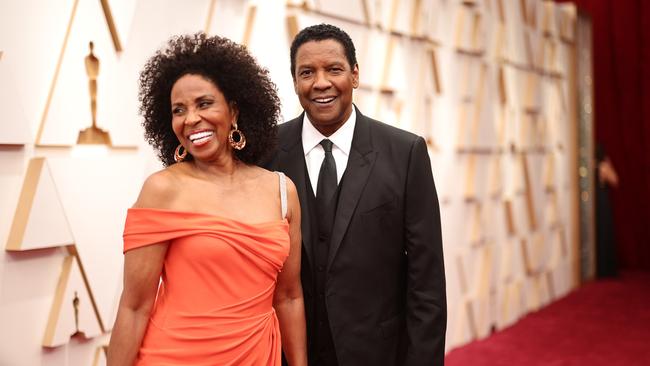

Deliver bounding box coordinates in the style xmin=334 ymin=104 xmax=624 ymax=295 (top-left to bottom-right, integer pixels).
xmin=300 ymin=70 xmax=312 ymax=76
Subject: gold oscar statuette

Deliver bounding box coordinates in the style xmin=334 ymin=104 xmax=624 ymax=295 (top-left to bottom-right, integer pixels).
xmin=77 ymin=41 xmax=112 ymax=145
xmin=73 ymin=290 xmax=80 ymax=334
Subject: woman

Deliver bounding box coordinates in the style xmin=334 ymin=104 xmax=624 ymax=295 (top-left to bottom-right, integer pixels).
xmin=107 ymin=33 xmax=307 ymax=366
xmin=595 ymin=144 xmax=619 ymax=278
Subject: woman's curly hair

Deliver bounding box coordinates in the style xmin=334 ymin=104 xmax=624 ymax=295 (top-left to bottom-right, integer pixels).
xmin=139 ymin=33 xmax=281 ymax=166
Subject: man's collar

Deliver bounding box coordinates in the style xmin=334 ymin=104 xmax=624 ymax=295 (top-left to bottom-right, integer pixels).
xmin=301 ymin=106 xmax=357 ymax=156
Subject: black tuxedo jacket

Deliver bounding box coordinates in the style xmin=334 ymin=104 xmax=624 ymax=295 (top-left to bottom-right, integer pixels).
xmin=264 ymin=109 xmax=446 ymax=365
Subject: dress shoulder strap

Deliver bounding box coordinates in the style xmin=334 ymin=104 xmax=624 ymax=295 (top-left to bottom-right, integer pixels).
xmin=277 ymin=171 xmax=288 ymax=219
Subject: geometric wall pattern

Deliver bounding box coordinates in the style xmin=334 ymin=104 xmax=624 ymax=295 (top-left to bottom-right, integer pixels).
xmin=35 ymin=0 xmax=136 ymax=147
xmin=3 ymin=154 xmax=144 ymax=359
xmin=43 ymin=251 xmax=103 ymax=347
xmin=92 ymin=346 xmax=108 ymax=366
xmin=2 ymin=152 xmax=144 ymax=363
xmin=5 ymin=158 xmax=75 ymax=252
xmin=0 ymin=50 xmax=32 ymax=145
xmin=0 ymin=0 xmax=581 ymax=364
xmin=5 ymin=156 xmax=105 ymax=348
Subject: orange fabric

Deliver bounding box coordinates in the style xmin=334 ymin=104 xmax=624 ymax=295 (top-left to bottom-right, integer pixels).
xmin=123 ymin=208 xmax=290 ymax=366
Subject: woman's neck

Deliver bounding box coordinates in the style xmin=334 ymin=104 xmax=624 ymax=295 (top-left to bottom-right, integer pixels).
xmin=190 ymin=156 xmax=243 ymax=183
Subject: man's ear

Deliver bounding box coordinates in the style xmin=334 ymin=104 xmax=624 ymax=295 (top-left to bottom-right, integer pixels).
xmin=352 ymin=64 xmax=359 ymax=88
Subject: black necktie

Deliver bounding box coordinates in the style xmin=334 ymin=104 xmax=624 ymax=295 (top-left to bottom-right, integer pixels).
xmin=316 ymin=139 xmax=337 ymax=210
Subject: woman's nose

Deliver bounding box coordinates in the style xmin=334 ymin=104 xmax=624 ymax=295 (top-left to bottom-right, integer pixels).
xmin=184 ymin=108 xmax=201 ymax=124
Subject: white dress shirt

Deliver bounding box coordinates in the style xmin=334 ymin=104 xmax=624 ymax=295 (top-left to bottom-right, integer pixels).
xmin=302 ymin=106 xmax=357 ymax=195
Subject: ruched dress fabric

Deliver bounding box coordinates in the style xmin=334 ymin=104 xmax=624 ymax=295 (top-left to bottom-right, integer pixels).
xmin=123 ymin=207 xmax=290 ymax=366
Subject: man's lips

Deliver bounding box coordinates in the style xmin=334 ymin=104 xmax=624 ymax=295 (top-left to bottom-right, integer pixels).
xmin=312 ymin=96 xmax=336 ymax=104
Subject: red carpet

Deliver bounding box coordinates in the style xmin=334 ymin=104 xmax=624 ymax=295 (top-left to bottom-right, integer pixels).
xmin=445 ymin=272 xmax=650 ymax=366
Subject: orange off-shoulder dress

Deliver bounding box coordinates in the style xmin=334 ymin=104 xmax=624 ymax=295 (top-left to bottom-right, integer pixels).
xmin=123 ymin=207 xmax=290 ymax=366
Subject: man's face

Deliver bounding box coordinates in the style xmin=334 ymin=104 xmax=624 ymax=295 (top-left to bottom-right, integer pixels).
xmin=293 ymin=39 xmax=359 ymax=136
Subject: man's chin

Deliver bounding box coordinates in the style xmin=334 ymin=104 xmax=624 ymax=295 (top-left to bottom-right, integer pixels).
xmin=308 ymin=117 xmax=338 ymax=127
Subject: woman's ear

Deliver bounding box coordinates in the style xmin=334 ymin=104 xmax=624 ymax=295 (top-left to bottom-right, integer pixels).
xmin=229 ymin=102 xmax=240 ymax=123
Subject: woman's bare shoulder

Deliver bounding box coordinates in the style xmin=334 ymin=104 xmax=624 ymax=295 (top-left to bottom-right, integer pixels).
xmin=255 ymin=167 xmax=298 ymax=204
xmin=246 ymin=165 xmax=279 ymax=185
xmin=133 ymin=164 xmax=185 ymax=208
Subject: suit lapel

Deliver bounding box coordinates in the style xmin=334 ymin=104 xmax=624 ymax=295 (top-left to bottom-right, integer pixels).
xmin=278 ymin=116 xmax=314 ymax=267
xmin=327 ymin=111 xmax=376 ymax=271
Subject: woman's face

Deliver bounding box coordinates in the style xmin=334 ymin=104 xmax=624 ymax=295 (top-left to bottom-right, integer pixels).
xmin=170 ymin=74 xmax=238 ymax=164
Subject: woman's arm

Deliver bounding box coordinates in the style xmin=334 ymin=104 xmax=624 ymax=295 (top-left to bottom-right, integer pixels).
xmin=273 ymin=178 xmax=308 ymax=366
xmin=107 ymin=171 xmax=174 ymax=365
xmin=106 ymin=243 xmax=168 ymax=366
xmin=599 ymin=158 xmax=619 ymax=188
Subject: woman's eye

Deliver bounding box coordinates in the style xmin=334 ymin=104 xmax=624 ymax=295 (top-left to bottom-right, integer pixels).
xmin=172 ymin=107 xmax=184 ymax=114
xmin=199 ymin=100 xmax=213 ymax=108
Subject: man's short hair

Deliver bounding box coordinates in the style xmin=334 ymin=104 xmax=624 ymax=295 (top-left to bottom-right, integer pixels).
xmin=289 ymin=23 xmax=358 ymax=79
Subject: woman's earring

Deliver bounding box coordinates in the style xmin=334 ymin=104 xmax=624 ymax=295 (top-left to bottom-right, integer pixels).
xmin=228 ymin=122 xmax=246 ymax=150
xmin=174 ymin=144 xmax=187 ymax=162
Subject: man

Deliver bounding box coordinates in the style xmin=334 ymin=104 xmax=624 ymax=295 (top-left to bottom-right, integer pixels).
xmin=264 ymin=24 xmax=446 ymax=366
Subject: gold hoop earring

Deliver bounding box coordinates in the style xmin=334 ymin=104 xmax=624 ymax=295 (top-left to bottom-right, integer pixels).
xmin=228 ymin=122 xmax=246 ymax=150
xmin=174 ymin=144 xmax=187 ymax=162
